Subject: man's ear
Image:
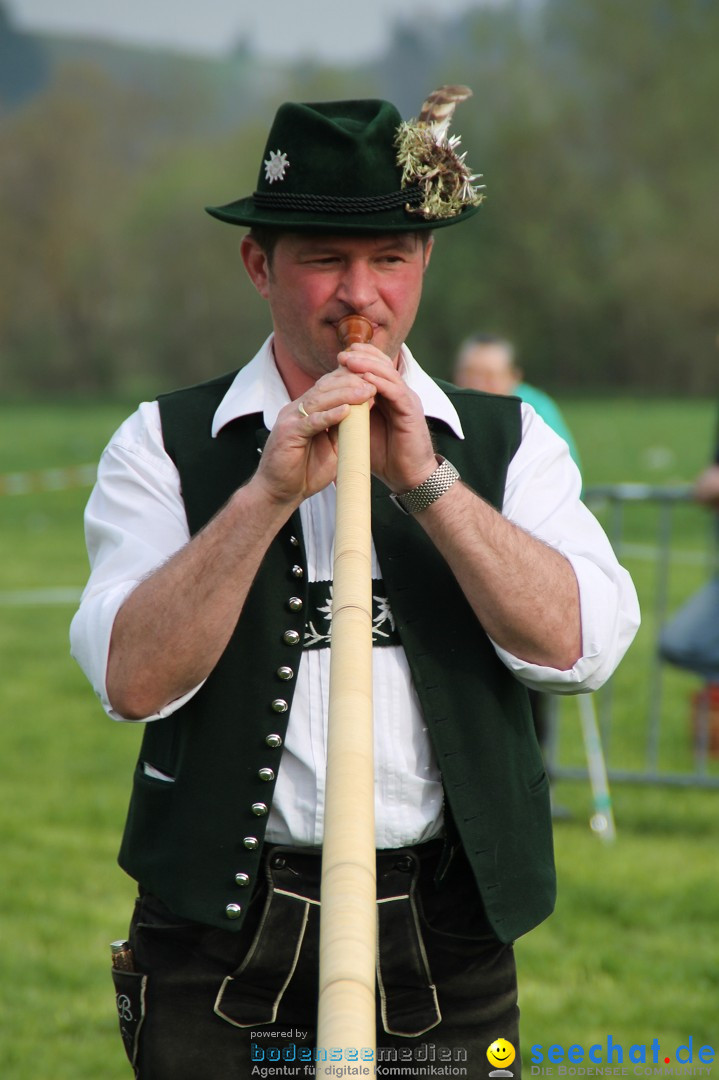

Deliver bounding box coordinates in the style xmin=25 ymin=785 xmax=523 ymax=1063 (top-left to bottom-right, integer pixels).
xmin=240 ymin=235 xmax=271 ymax=298
xmin=422 ymin=233 xmax=434 ymax=272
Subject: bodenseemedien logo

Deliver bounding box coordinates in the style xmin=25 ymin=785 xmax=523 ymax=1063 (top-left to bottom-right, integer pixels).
xmin=488 ymin=1038 xmax=516 ymax=1077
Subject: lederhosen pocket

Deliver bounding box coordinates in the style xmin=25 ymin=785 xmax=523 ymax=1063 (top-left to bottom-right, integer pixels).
xmin=111 ymin=965 xmax=148 ymax=1074
xmin=112 ymin=893 xmax=204 ymax=1075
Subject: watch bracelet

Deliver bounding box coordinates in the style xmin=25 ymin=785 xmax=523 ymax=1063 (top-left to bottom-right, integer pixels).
xmin=390 ymin=456 xmax=460 ymax=515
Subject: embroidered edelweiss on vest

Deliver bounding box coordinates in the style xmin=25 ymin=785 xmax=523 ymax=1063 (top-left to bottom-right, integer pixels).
xmin=303 ymin=581 xmax=399 ymax=649
xmin=264 ymin=149 xmax=290 ymax=184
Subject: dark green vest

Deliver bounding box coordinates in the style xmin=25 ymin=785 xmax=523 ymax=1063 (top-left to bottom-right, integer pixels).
xmin=118 ymin=371 xmax=555 ymax=943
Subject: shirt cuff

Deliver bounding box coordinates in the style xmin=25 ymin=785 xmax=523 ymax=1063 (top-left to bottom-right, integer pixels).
xmin=493 ymin=639 xmax=603 ymax=695
xmin=70 ymin=580 xmax=206 ymax=722
xmin=491 ymin=549 xmax=640 ymax=695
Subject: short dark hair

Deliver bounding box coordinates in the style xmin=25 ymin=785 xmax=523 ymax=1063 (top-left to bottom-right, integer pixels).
xmin=455 ymin=333 xmax=516 ymax=371
xmin=247 ymin=226 xmax=283 ymax=264
xmin=461 ymin=333 xmax=514 ymax=350
xmin=247 ymin=227 xmax=433 ymax=268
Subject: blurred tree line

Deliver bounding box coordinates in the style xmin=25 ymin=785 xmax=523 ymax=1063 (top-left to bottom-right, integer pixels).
xmin=0 ymin=0 xmax=717 ymax=398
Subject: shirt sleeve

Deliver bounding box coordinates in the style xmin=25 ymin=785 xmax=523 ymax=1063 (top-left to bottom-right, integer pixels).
xmin=69 ymin=402 xmax=205 ymax=721
xmin=491 ymin=404 xmax=640 ymax=693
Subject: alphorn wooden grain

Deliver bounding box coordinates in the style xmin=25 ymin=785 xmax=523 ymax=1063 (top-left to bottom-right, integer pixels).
xmin=316 ymin=315 xmax=376 ymax=1073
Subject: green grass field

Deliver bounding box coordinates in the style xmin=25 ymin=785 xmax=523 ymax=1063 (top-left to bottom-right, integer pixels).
xmin=1 ymin=398 xmax=717 ymax=1077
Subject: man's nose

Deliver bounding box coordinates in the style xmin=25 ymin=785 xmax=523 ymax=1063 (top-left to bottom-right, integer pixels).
xmin=335 ymin=261 xmax=377 ymax=312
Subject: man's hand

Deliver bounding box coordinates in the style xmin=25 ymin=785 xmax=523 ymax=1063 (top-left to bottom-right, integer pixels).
xmin=338 ymin=343 xmax=583 ymax=671
xmin=338 ymin=342 xmax=437 ymax=493
xmin=253 ymin=367 xmax=377 ymax=506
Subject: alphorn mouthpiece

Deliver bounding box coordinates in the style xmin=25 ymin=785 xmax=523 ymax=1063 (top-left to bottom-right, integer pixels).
xmin=337 ymin=315 xmax=373 ymax=347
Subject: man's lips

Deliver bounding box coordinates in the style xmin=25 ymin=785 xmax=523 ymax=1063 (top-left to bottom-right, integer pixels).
xmin=329 ymin=319 xmax=381 ymax=334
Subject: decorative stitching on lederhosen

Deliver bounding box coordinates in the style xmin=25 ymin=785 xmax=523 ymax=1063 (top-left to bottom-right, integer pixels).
xmin=213 ymin=845 xmax=442 ymax=1036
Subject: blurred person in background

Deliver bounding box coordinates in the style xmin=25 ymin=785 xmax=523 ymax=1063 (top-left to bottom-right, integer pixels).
xmin=659 ymin=408 xmax=719 ymax=701
xmin=454 ymin=333 xmax=581 ymax=472
xmin=453 ymin=334 xmax=582 ymax=806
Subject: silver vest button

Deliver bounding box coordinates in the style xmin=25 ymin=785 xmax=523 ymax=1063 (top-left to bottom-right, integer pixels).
xmin=235 ymin=873 xmax=250 ymax=887
xmin=258 ymin=768 xmax=275 ymax=782
xmin=243 ymin=836 xmax=259 ymax=850
xmin=289 ymin=535 xmax=299 ymax=547
xmin=283 ymin=630 xmax=300 ymax=645
xmin=251 ymin=802 xmax=268 ymax=816
xmin=291 ymin=565 xmax=304 ymax=579
xmin=225 ymin=903 xmax=242 ymax=919
xmin=277 ymin=666 xmax=294 ymax=680
xmin=271 ymin=698 xmax=288 ymax=713
xmin=266 ymin=733 xmax=283 ymax=749
xmin=287 ymin=596 xmax=303 ymax=612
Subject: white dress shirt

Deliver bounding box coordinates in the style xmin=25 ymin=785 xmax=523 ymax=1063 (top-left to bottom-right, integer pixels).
xmin=70 ymin=337 xmax=640 ymax=847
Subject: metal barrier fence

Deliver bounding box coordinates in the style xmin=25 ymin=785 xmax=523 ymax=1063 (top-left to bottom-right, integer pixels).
xmin=545 ymin=484 xmax=719 ymax=790
xmin=3 ymin=466 xmax=717 ymax=789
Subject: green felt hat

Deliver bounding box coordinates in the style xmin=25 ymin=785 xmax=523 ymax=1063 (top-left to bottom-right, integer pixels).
xmin=205 ymin=96 xmax=483 ymax=233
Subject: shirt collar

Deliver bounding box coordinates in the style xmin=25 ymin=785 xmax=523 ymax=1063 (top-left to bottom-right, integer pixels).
xmin=211 ymin=334 xmax=465 ymax=439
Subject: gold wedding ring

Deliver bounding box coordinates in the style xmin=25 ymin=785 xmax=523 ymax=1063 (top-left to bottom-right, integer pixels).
xmin=298 ymin=401 xmax=310 ymax=418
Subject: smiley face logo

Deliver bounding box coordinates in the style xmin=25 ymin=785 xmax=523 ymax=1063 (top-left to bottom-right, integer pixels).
xmin=487 ymin=1038 xmax=516 ymax=1071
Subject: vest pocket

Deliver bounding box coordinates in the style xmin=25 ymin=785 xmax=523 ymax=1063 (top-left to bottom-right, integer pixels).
xmin=111 ymin=967 xmax=147 ymax=1071
xmin=141 ymin=761 xmax=176 ymax=783
xmin=527 ymin=767 xmax=549 ymax=793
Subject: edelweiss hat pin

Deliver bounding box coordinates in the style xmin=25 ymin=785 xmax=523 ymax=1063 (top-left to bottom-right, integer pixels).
xmin=205 ymin=85 xmax=485 ymax=232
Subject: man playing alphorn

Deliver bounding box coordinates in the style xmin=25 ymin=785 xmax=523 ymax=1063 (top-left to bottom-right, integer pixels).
xmin=71 ymin=90 xmax=639 ymax=1078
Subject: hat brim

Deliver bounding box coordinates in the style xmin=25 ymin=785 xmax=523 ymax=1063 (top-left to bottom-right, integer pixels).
xmin=204 ymin=196 xmax=481 ymax=232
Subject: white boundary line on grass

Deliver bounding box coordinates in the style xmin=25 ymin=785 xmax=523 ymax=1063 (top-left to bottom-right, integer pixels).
xmin=0 ymin=588 xmax=83 ymax=606
xmin=619 ymin=542 xmax=713 ymax=566
xmin=0 ymin=464 xmax=96 ymax=495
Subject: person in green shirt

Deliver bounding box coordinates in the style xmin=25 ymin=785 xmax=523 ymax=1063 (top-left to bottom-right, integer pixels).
xmin=454 ymin=333 xmax=581 ymax=472
xmin=454 ymin=333 xmax=581 ymax=806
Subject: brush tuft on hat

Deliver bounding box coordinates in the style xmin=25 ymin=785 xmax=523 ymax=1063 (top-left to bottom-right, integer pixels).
xmin=395 ymin=84 xmax=485 ymax=220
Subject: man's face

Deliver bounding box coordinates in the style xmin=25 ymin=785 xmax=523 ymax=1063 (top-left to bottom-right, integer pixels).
xmin=242 ymin=231 xmax=432 ymax=385
xmin=454 ymin=343 xmax=518 ymax=395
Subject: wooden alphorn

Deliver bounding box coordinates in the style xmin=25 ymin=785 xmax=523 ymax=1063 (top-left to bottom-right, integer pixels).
xmin=316 ymin=314 xmax=376 ymax=1072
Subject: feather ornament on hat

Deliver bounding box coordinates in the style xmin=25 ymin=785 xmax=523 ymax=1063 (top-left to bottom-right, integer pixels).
xmin=395 ymin=84 xmax=485 ymax=220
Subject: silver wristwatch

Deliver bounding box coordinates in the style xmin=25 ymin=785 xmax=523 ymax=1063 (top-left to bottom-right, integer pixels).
xmin=390 ymin=456 xmax=460 ymax=515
